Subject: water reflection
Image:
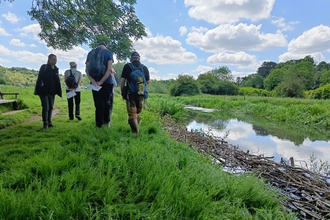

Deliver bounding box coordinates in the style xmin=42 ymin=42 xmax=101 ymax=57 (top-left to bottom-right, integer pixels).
xmin=186 ymin=109 xmax=330 ymax=165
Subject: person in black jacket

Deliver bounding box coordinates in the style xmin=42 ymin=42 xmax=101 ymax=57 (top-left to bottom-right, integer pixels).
xmin=34 ymin=54 xmax=62 ymax=130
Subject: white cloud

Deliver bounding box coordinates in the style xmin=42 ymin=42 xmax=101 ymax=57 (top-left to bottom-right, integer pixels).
xmin=279 ymin=25 xmax=330 ymax=62
xmin=134 ymin=35 xmax=197 ymax=65
xmin=49 ymin=46 xmax=89 ymax=66
xmin=0 ymin=44 xmax=47 ymax=64
xmin=10 ymin=38 xmax=25 ymax=47
xmin=184 ymin=0 xmax=276 ymax=24
xmin=0 ymin=57 xmax=10 ymax=63
xmin=179 ymin=26 xmax=187 ymax=36
xmin=186 ymin=23 xmax=287 ymax=53
xmin=2 ymin=12 xmax=19 ymax=23
xmin=271 ymin=17 xmax=299 ymax=32
xmin=207 ymin=51 xmax=260 ymax=69
xmin=194 ymin=65 xmax=213 ymax=74
xmin=19 ymin=24 xmax=41 ymax=41
xmin=0 ymin=27 xmax=11 ymax=36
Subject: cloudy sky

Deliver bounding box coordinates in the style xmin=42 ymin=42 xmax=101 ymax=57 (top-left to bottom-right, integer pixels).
xmin=1 ymin=0 xmax=330 ymax=80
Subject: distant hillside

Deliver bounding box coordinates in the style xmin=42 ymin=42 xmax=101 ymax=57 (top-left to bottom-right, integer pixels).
xmin=0 ymin=66 xmax=39 ymax=87
xmin=0 ymin=66 xmax=172 ymax=94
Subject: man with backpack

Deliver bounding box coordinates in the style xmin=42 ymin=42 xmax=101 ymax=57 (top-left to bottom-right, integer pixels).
xmin=64 ymin=62 xmax=82 ymax=121
xmin=120 ymin=52 xmax=150 ymax=135
xmin=85 ymin=42 xmax=115 ymax=128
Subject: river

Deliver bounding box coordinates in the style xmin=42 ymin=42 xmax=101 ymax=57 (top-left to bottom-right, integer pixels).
xmin=184 ymin=106 xmax=330 ymax=171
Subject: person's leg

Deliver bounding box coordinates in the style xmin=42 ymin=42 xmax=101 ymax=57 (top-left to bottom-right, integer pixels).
xmin=103 ymin=84 xmax=113 ymax=126
xmin=75 ymin=91 xmax=82 ymax=120
xmin=47 ymin=95 xmax=55 ymax=127
xmin=136 ymin=96 xmax=144 ymax=124
xmin=127 ymin=95 xmax=139 ymax=133
xmin=67 ymin=90 xmax=74 ymax=120
xmin=92 ymin=90 xmax=104 ymax=127
xmin=39 ymin=95 xmax=49 ymax=129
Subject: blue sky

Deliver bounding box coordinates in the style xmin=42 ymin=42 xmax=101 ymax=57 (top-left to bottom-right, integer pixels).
xmin=1 ymin=0 xmax=330 ymax=80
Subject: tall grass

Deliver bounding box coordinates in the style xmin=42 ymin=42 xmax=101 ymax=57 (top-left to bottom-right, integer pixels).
xmin=0 ymin=87 xmax=296 ymax=219
xmin=176 ymin=94 xmax=330 ymax=129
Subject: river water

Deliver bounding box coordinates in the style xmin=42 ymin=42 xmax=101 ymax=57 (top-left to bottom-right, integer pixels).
xmin=184 ymin=106 xmax=330 ymax=169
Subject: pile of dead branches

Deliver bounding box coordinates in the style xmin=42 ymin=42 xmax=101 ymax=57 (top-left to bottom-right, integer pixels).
xmin=162 ymin=116 xmax=330 ymax=220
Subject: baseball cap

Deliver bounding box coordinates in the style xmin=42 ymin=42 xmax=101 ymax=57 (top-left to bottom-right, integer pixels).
xmin=130 ymin=51 xmax=140 ymax=59
xmin=69 ymin=62 xmax=77 ymax=67
xmin=98 ymin=42 xmax=107 ymax=47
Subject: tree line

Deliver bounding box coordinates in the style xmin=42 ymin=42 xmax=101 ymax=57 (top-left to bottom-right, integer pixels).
xmin=169 ymin=55 xmax=330 ymax=99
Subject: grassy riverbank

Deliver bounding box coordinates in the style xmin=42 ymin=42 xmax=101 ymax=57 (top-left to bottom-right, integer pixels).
xmin=0 ymin=87 xmax=296 ymax=219
xmin=172 ymin=94 xmax=330 ymax=130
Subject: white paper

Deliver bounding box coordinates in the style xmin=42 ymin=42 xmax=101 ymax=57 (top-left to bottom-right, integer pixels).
xmin=86 ymin=84 xmax=102 ymax=91
xmin=66 ymin=91 xmax=76 ymax=99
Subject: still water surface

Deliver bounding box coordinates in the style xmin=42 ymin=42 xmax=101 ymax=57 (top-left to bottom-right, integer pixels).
xmin=185 ymin=106 xmax=330 ymax=165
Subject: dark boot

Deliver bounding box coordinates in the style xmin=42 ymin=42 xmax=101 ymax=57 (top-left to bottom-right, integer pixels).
xmin=48 ymin=121 xmax=54 ymax=128
xmin=128 ymin=119 xmax=139 ymax=133
xmin=43 ymin=122 xmax=48 ymax=130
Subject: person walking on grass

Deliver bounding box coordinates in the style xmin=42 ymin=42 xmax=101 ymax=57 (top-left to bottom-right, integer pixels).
xmin=120 ymin=52 xmax=150 ymax=135
xmin=85 ymin=42 xmax=115 ymax=128
xmin=64 ymin=62 xmax=83 ymax=121
xmin=34 ymin=54 xmax=62 ymax=130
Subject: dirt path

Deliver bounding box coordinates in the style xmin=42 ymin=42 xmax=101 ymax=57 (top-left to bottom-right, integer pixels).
xmin=1 ymin=108 xmax=60 ymax=122
xmin=29 ymin=108 xmax=60 ymax=122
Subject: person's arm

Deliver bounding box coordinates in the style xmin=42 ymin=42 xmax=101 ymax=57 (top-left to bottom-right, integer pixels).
xmin=143 ymin=66 xmax=150 ymax=84
xmin=77 ymin=71 xmax=82 ymax=86
xmin=98 ymin=60 xmax=112 ymax=85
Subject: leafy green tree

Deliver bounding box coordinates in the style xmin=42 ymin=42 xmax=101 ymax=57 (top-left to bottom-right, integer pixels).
xmin=240 ymin=74 xmax=264 ymax=89
xmin=5 ymin=0 xmax=146 ymax=60
xmin=317 ymin=62 xmax=330 ymax=87
xmin=320 ymin=70 xmax=330 ymax=86
xmin=197 ymin=73 xmax=219 ymax=94
xmin=209 ymin=66 xmax=234 ymax=82
xmin=169 ymin=74 xmax=200 ymax=96
xmin=257 ymin=61 xmax=277 ymax=78
xmin=292 ymin=60 xmax=316 ymax=90
xmin=264 ymin=69 xmax=285 ymax=91
xmin=274 ymin=74 xmax=305 ymax=98
xmin=218 ymin=81 xmax=239 ymax=95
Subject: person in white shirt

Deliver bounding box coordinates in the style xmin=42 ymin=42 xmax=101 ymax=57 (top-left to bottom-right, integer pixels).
xmin=64 ymin=62 xmax=83 ymax=120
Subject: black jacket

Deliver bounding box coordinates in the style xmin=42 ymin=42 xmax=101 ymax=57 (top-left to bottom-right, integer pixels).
xmin=35 ymin=64 xmax=62 ymax=97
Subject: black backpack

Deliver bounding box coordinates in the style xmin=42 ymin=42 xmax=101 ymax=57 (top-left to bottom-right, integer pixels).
xmin=65 ymin=70 xmax=78 ymax=89
xmin=88 ymin=48 xmax=106 ymax=78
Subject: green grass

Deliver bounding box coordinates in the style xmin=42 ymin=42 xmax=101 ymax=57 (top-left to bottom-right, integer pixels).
xmin=175 ymin=94 xmax=330 ymax=129
xmin=0 ymin=87 xmax=296 ymax=219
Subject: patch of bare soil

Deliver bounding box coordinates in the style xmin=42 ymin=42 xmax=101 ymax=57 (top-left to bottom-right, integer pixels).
xmin=2 ymin=110 xmax=24 ymax=115
xmin=29 ymin=108 xmax=60 ymax=122
xmin=162 ymin=115 xmax=330 ymax=220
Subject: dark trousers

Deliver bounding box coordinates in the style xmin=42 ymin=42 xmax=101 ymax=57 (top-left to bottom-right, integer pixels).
xmin=92 ymin=84 xmax=113 ymax=127
xmin=39 ymin=94 xmax=55 ymax=124
xmin=66 ymin=90 xmax=81 ymax=119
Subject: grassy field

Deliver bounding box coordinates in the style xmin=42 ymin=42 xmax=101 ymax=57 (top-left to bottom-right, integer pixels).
xmin=0 ymin=86 xmax=297 ymax=219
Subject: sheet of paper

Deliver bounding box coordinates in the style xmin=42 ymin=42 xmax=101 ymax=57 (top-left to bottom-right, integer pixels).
xmin=66 ymin=91 xmax=76 ymax=99
xmin=86 ymin=84 xmax=102 ymax=91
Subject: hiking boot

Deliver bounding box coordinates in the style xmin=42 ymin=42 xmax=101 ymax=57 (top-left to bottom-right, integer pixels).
xmin=43 ymin=123 xmax=48 ymax=130
xmin=128 ymin=119 xmax=139 ymax=134
xmin=76 ymin=115 xmax=82 ymax=121
xmin=48 ymin=122 xmax=54 ymax=128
